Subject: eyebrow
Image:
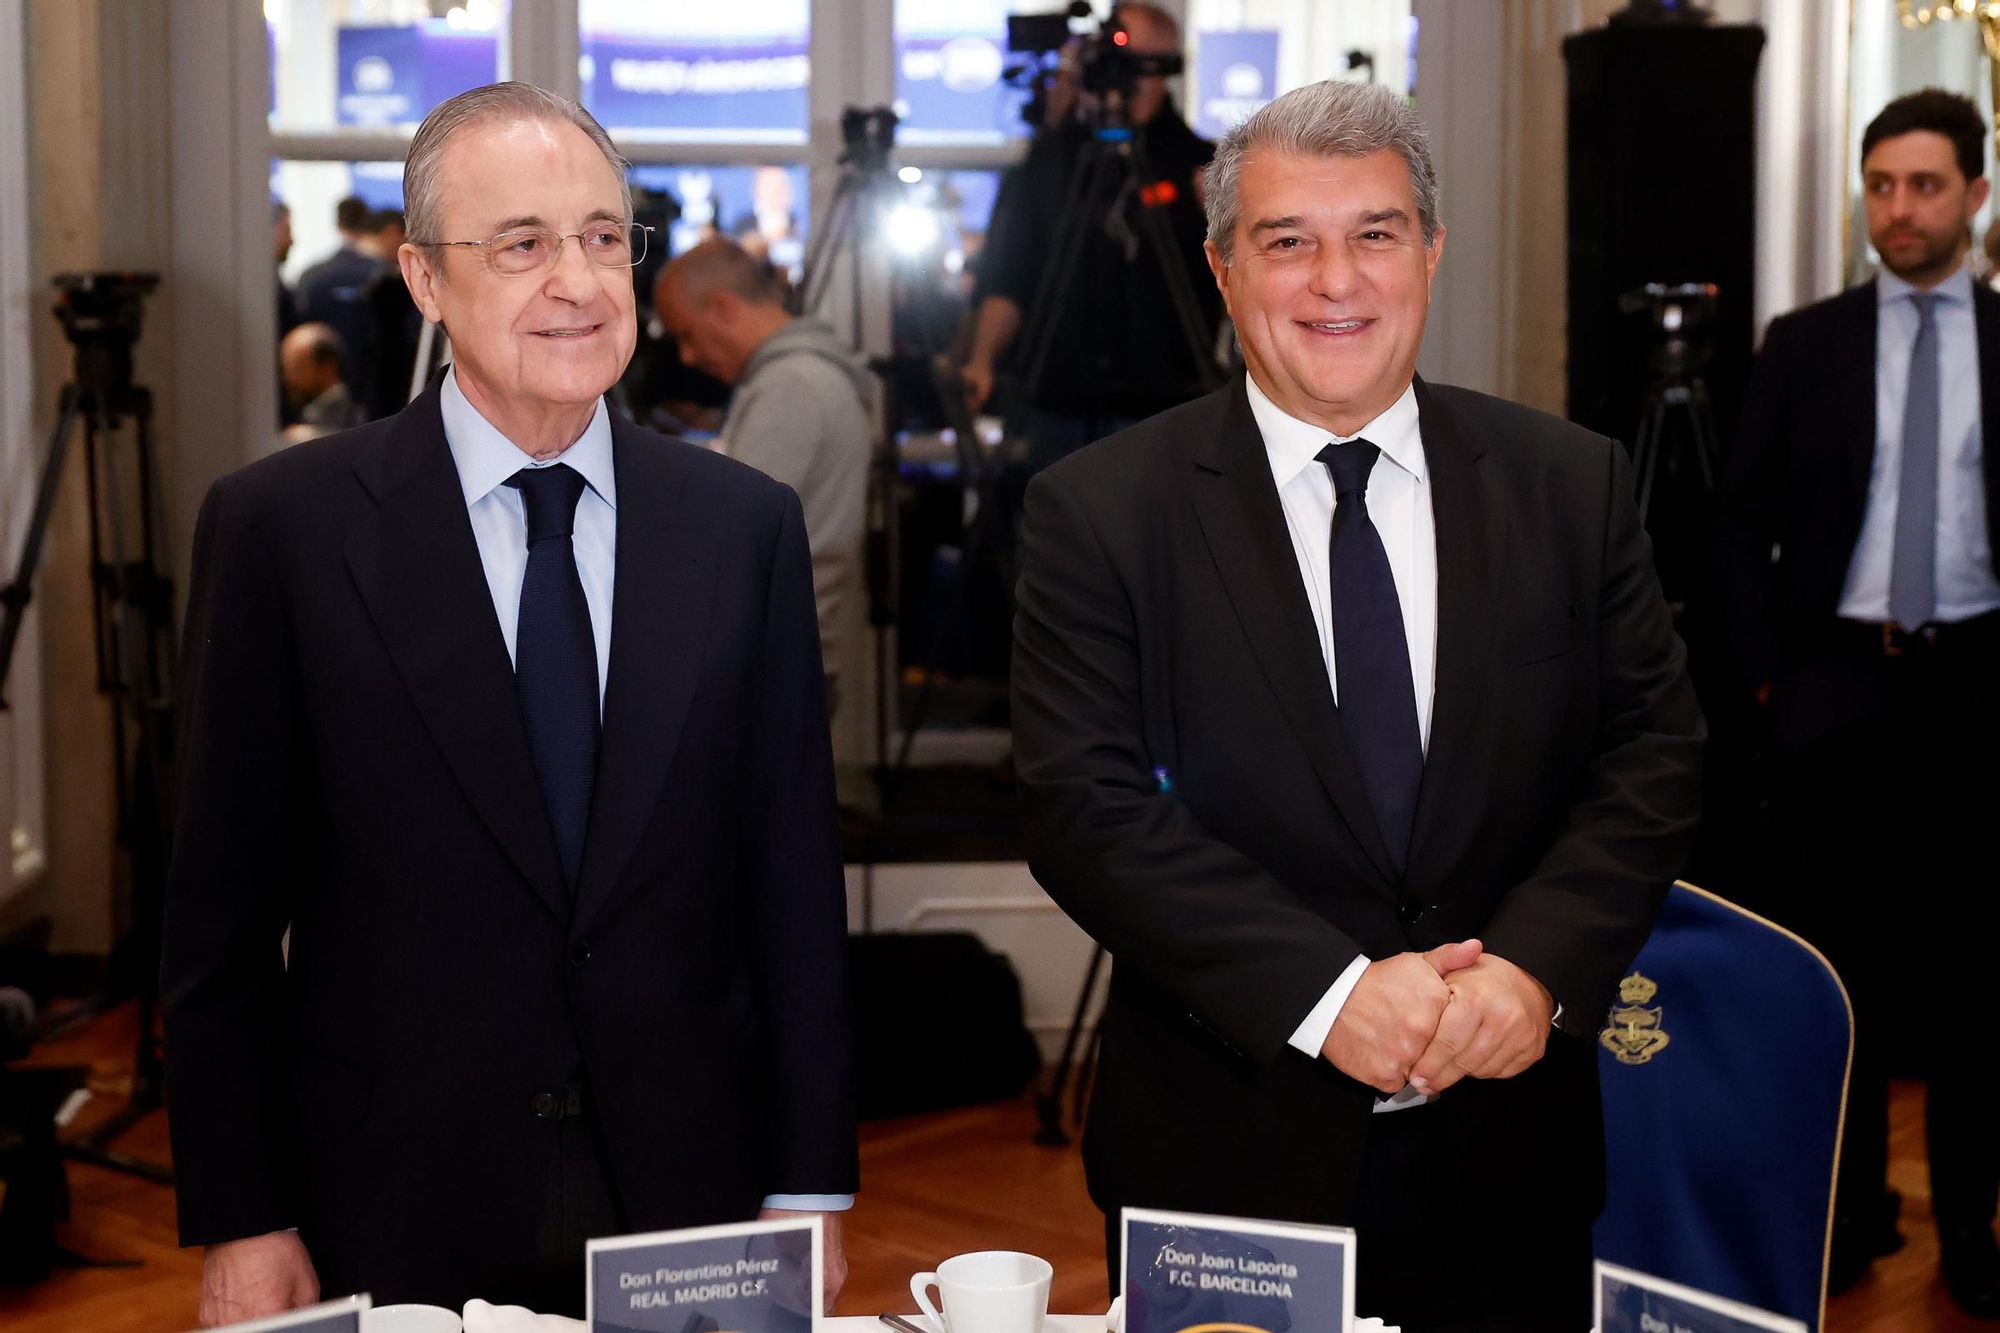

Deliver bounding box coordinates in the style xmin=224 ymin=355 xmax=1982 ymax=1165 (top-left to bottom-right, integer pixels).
xmin=1248 ymin=207 xmax=1412 ymax=237
xmin=489 ymin=207 xmax=627 ymax=233
xmin=1249 ymin=215 xmax=1308 ymax=236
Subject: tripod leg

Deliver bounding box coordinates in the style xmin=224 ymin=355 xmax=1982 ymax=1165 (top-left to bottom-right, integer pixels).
xmin=1036 ymin=943 xmax=1107 ymax=1147
xmin=1009 ymin=143 xmax=1119 ymax=435
xmin=1124 ymin=135 xmax=1222 ymax=391
xmin=0 ymin=385 xmax=84 ymax=705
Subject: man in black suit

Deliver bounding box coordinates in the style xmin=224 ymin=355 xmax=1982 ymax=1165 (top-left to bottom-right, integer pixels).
xmin=297 ymin=196 xmax=388 ymax=407
xmin=1721 ymin=89 xmax=2000 ymax=1316
xmin=1013 ymin=80 xmax=1703 ymax=1332
xmin=164 ymin=83 xmax=855 ymax=1326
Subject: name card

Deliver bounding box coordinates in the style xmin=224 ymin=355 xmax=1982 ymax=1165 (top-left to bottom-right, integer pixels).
xmin=201 ymin=1295 xmax=369 ymax=1333
xmin=1122 ymin=1206 xmax=1355 ymax=1333
xmin=588 ymin=1216 xmax=820 ymax=1333
xmin=1595 ymin=1261 xmax=1808 ymax=1333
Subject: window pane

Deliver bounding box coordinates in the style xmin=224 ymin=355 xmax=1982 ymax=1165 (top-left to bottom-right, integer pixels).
xmin=274 ymin=160 xmax=406 ymax=288
xmin=892 ymin=0 xmax=1042 ymax=146
xmin=580 ymin=1 xmax=810 ymax=143
xmin=631 ymin=164 xmax=811 ymax=281
xmin=890 ymin=168 xmax=1000 ymax=375
xmin=1184 ymin=0 xmax=1412 ymax=139
xmin=266 ymin=0 xmax=507 ymax=135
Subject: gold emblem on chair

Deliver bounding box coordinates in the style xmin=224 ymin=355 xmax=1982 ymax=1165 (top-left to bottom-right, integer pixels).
xmin=1600 ymin=972 xmax=1671 ymax=1065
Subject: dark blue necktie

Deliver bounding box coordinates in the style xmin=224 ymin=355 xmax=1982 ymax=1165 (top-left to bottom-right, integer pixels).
xmin=1319 ymin=440 xmax=1423 ymax=874
xmin=508 ymin=463 xmax=599 ymax=890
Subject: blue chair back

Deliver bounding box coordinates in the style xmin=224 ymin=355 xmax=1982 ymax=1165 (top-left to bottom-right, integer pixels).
xmin=1592 ymin=882 xmax=1851 ymax=1331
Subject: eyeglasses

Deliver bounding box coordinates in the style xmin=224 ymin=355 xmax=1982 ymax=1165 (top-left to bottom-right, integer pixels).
xmin=421 ymin=222 xmax=653 ymax=276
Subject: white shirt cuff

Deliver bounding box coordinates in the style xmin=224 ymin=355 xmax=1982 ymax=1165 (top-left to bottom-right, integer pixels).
xmin=761 ymin=1194 xmax=854 ymax=1212
xmin=1286 ymin=954 xmax=1372 ymax=1057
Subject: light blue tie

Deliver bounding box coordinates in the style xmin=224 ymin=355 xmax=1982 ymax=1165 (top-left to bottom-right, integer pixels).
xmin=1890 ymin=292 xmax=1940 ymax=631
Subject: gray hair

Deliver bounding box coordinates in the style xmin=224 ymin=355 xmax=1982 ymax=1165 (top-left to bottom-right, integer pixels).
xmin=1204 ymin=80 xmax=1440 ymax=263
xmin=404 ymin=81 xmax=632 ymax=245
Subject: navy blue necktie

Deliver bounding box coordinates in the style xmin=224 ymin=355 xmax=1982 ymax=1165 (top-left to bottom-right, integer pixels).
xmin=508 ymin=463 xmax=599 ymax=890
xmin=1319 ymin=440 xmax=1423 ymax=874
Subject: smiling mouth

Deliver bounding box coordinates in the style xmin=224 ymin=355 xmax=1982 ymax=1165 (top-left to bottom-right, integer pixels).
xmin=532 ymin=324 xmax=602 ymax=339
xmin=1299 ymin=318 xmax=1371 ymax=336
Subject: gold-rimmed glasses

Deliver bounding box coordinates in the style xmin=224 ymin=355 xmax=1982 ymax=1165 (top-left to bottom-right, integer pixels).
xmin=420 ymin=221 xmax=652 ymax=276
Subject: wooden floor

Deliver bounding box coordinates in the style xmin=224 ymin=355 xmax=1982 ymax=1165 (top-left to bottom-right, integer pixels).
xmin=0 ymin=1005 xmax=1990 ymax=1331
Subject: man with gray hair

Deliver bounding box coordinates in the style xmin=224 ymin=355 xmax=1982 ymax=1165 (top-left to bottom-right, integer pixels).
xmin=1013 ymin=80 xmax=1703 ymax=1330
xmin=656 ymin=238 xmax=873 ymax=758
xmin=165 ymin=83 xmax=855 ymax=1323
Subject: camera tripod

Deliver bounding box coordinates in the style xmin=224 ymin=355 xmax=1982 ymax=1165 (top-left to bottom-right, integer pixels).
xmin=794 ymin=109 xmax=1009 ymax=825
xmin=1020 ymin=112 xmax=1223 ymax=1148
xmin=0 ymin=273 xmax=176 ymax=1185
xmin=1007 ymin=111 xmax=1224 ymax=445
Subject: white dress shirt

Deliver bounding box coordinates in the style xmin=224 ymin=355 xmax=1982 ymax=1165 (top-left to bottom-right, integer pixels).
xmin=439 ymin=367 xmax=851 ymax=1212
xmin=1239 ymin=377 xmax=1443 ymax=1109
xmin=1840 ymin=261 xmax=2000 ymax=623
xmin=441 ymin=367 xmax=619 ymax=708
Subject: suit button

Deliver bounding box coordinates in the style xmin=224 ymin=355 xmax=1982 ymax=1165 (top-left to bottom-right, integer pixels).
xmin=1398 ymin=899 xmax=1426 ymax=925
xmin=532 ymin=1092 xmax=560 ymax=1119
xmin=570 ymin=941 xmax=591 ymax=967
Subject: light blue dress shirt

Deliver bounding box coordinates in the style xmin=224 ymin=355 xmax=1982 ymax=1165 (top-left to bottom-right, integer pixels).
xmin=438 ymin=367 xmax=853 ymax=1215
xmin=1841 ymin=262 xmax=2000 ymax=623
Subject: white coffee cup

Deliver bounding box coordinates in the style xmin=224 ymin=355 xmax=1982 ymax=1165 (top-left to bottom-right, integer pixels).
xmin=368 ymin=1305 xmax=462 ymax=1333
xmin=910 ymin=1250 xmax=1053 ymax=1333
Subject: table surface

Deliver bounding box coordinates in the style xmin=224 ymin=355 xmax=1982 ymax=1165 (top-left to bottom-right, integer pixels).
xmin=473 ymin=1314 xmax=1105 ymax=1332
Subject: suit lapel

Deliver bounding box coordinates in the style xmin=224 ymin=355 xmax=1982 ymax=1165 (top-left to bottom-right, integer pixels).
xmin=1839 ymin=283 xmax=1880 ymax=520
xmin=343 ymin=388 xmax=570 ymax=924
xmin=1974 ymin=283 xmax=2000 ymax=577
xmin=571 ymin=417 xmax=716 ymax=935
xmin=1188 ymin=380 xmax=1400 ymax=890
xmin=1405 ymin=379 xmax=1498 ymax=885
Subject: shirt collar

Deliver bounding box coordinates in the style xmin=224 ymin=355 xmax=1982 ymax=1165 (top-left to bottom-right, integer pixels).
xmin=1245 ymin=372 xmax=1425 ymax=492
xmin=439 ymin=365 xmax=617 ymax=511
xmin=1879 ymin=258 xmax=1975 ymax=308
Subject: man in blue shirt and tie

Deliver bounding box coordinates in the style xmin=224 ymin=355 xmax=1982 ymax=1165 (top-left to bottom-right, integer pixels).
xmin=1724 ymin=88 xmax=2000 ymax=1316
xmin=164 ymin=83 xmax=855 ymax=1325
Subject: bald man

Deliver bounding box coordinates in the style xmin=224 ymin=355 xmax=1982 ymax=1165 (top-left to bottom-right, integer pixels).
xmin=656 ymin=240 xmax=872 ymax=749
xmin=279 ymin=323 xmax=368 ymax=432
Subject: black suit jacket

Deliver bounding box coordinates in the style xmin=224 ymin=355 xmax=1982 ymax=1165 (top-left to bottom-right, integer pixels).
xmin=1012 ymin=376 xmax=1703 ymax=1255
xmin=162 ymin=381 xmax=856 ymax=1305
xmin=1719 ymin=279 xmax=2000 ymax=683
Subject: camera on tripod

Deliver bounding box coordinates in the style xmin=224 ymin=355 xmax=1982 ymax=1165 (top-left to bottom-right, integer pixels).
xmin=1005 ymin=2 xmax=1185 ymax=128
xmin=838 ymin=106 xmax=899 ymax=174
xmin=1619 ymin=280 xmax=1718 ymax=384
xmin=52 ymin=271 xmax=160 ymax=408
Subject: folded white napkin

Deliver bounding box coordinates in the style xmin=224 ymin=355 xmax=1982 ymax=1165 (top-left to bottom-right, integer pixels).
xmin=459 ymin=1299 xmax=585 ymax=1333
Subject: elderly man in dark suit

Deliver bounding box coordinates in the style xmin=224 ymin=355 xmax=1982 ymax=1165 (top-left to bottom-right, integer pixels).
xmin=1013 ymin=80 xmax=1704 ymax=1332
xmin=164 ymin=82 xmax=855 ymax=1326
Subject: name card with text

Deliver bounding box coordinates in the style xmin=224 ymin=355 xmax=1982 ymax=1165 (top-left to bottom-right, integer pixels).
xmin=588 ymin=1217 xmax=820 ymax=1333
xmin=203 ymin=1295 xmax=369 ymax=1333
xmin=1123 ymin=1206 xmax=1354 ymax=1333
xmin=1595 ymin=1261 xmax=1808 ymax=1333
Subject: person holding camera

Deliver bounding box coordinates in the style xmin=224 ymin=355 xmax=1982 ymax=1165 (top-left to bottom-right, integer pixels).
xmin=962 ymin=3 xmax=1221 ymax=471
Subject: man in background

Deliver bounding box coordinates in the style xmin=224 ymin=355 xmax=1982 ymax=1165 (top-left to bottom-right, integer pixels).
xmin=1722 ymin=88 xmax=2000 ymax=1316
xmin=298 ymin=195 xmax=387 ymax=403
xmin=279 ymin=322 xmax=367 ymax=433
xmin=656 ymin=238 xmax=873 ymax=754
xmin=962 ymin=2 xmax=1219 ymax=471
